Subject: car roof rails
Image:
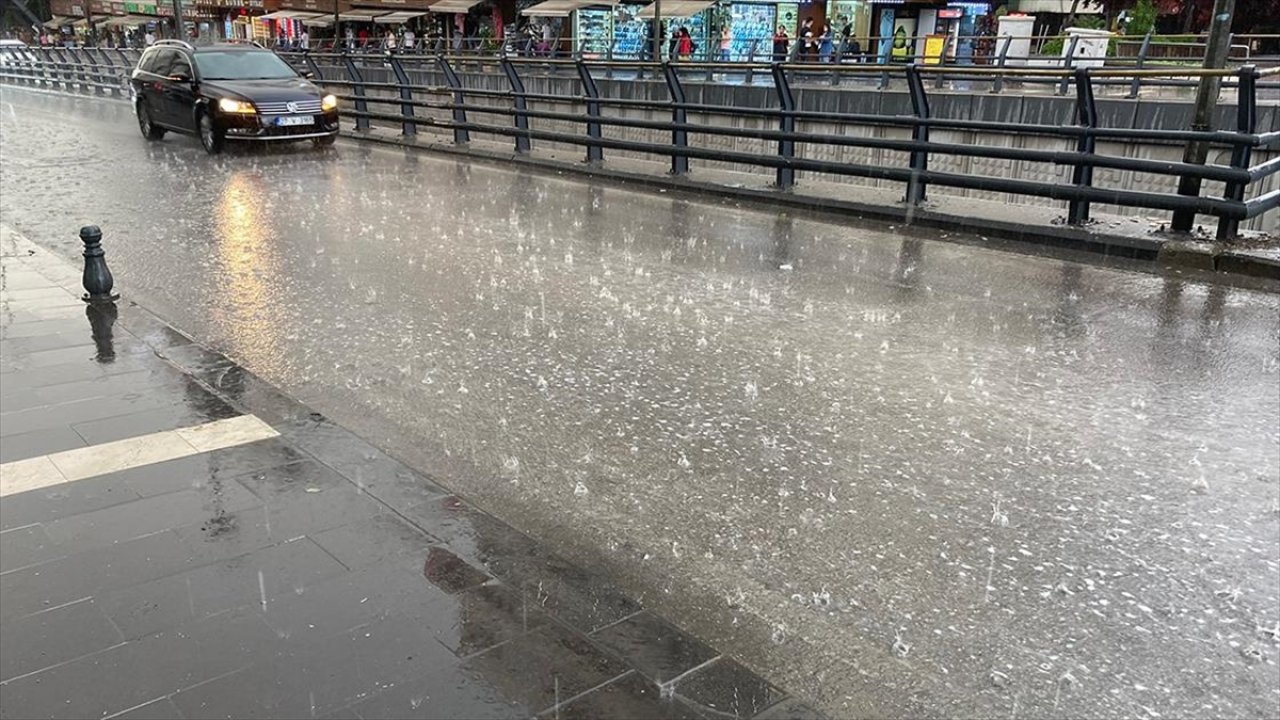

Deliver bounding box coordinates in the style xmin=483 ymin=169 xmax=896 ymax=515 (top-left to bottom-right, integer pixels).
xmin=216 ymin=39 xmax=267 ymax=50
xmin=153 ymin=39 xmax=195 ymax=51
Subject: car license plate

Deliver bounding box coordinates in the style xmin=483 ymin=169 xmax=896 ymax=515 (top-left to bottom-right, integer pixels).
xmin=275 ymin=115 xmax=313 ymax=127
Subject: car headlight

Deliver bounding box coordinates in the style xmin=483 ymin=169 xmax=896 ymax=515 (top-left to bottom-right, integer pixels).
xmin=321 ymin=94 xmax=338 ymax=111
xmin=217 ymin=98 xmax=255 ymax=114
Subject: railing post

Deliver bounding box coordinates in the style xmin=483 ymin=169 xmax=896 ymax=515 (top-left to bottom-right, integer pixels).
xmin=302 ymin=51 xmax=323 ymax=81
xmin=662 ymin=61 xmax=689 ymax=176
xmin=1126 ymin=30 xmax=1152 ymax=99
xmin=605 ymin=44 xmax=613 ymax=80
xmin=771 ymin=63 xmax=796 ymax=190
xmin=1068 ymin=67 xmax=1097 ymax=225
xmin=1217 ymin=65 xmax=1258 ymax=240
xmin=340 ymin=53 xmax=371 ymax=132
xmin=436 ymin=55 xmax=470 ymax=145
xmin=386 ymin=53 xmax=417 ymax=137
xmin=991 ymin=36 xmax=1012 ymax=94
xmin=831 ymin=37 xmax=845 ymax=86
xmin=904 ymin=63 xmax=931 ymax=205
xmin=84 ymin=48 xmax=106 ymax=96
xmin=1056 ymin=35 xmax=1080 ymax=96
xmin=576 ymin=59 xmax=604 ymax=165
xmin=745 ymin=39 xmax=757 ymax=84
xmin=500 ymin=56 xmax=531 ymax=153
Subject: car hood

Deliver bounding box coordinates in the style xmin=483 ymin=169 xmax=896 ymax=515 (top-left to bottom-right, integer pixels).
xmin=200 ymin=78 xmax=322 ymax=103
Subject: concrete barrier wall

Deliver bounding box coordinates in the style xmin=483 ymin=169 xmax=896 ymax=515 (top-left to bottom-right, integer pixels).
xmin=326 ymin=61 xmax=1279 ymax=233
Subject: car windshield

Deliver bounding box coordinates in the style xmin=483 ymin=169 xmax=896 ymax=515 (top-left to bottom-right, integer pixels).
xmin=194 ymin=51 xmax=296 ymax=81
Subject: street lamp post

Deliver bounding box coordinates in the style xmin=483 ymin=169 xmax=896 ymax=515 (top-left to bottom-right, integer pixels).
xmin=171 ymin=0 xmax=185 ymax=39
xmin=334 ymin=0 xmax=341 ymax=50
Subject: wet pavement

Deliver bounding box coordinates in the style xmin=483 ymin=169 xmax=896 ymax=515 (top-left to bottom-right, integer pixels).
xmin=0 ymin=227 xmax=812 ymax=719
xmin=1 ymin=87 xmax=1279 ymax=719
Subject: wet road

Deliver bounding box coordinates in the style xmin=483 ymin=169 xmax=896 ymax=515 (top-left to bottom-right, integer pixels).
xmin=3 ymin=88 xmax=1279 ymax=719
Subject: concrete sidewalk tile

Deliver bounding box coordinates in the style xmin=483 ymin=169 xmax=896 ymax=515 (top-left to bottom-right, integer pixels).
xmin=177 ymin=476 xmax=385 ymax=558
xmin=71 ymin=398 xmax=240 ymax=447
xmin=309 ymin=512 xmax=439 ymax=570
xmin=503 ymin=555 xmax=642 ymax=635
xmin=0 ymin=598 xmax=124 ymax=683
xmin=0 ymin=424 xmax=87 ymax=464
xmin=261 ymin=560 xmax=453 ymax=642
xmin=40 ymin=483 xmax=262 ymax=554
xmin=0 ymin=317 xmax=90 ymax=340
xmin=0 ymin=329 xmax=114 ymax=356
xmin=591 ymin=612 xmax=719 ymax=685
xmin=0 ymin=524 xmax=61 ymax=574
xmin=108 ymin=697 xmax=185 ymax=720
xmin=98 ymin=538 xmax=347 ymax=640
xmin=541 ymin=672 xmax=708 ymax=720
xmin=422 ymin=546 xmax=492 ymax=595
xmin=0 ymin=353 xmax=151 ymax=388
xmin=0 ymin=368 xmax=174 ymax=413
xmin=0 ymin=530 xmax=198 ymax=622
xmin=0 ymin=470 xmax=143 ymax=532
xmin=0 ymin=607 xmax=277 ymax=720
xmin=156 ymin=343 xmax=235 ymax=376
xmin=0 ymin=455 xmax=66 ymax=497
xmin=175 ymin=414 xmax=279 ymax=453
xmin=672 ymin=658 xmax=786 ymax=719
xmin=462 ymin=623 xmax=631 ymax=715
xmin=347 ymin=664 xmax=529 ymax=720
xmin=1 ymin=383 xmax=180 ymax=437
xmin=0 ymin=342 xmax=99 ymax=373
xmin=432 ymin=584 xmax=548 ymax=659
xmin=103 ymin=439 xmax=306 ymax=498
xmin=175 ymin=612 xmax=461 ymax=720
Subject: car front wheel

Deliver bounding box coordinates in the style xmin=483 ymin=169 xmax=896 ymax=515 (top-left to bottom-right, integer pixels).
xmin=137 ymin=101 xmax=165 ymax=141
xmin=199 ymin=112 xmax=224 ymax=155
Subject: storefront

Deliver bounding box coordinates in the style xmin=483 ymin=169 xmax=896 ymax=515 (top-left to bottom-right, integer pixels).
xmin=871 ymin=0 xmax=990 ymax=63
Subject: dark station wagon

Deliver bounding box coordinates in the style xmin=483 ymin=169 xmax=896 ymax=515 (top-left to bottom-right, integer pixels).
xmin=130 ymin=40 xmax=339 ymax=154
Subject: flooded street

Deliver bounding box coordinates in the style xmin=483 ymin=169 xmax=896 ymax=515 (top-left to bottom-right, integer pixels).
xmin=3 ymin=88 xmax=1278 ymax=718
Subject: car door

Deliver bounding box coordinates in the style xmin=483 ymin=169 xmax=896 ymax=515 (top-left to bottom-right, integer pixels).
xmin=139 ymin=48 xmax=175 ymax=126
xmin=163 ymin=52 xmax=197 ymax=133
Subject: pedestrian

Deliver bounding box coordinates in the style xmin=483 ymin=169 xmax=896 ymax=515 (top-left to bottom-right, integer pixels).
xmin=402 ymin=26 xmax=415 ymax=50
xmin=677 ymin=26 xmax=693 ymax=61
xmin=818 ymin=24 xmax=833 ymax=62
xmin=383 ymin=29 xmax=395 ymax=50
xmin=144 ymin=29 xmax=155 ymax=46
xmin=718 ymin=25 xmax=731 ymax=62
xmin=299 ymin=27 xmax=309 ymax=50
xmin=800 ymin=17 xmax=814 ymax=61
xmin=772 ymin=25 xmax=788 ymax=62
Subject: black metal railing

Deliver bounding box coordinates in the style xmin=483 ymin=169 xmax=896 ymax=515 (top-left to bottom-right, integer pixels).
xmin=0 ymin=47 xmax=1276 ymax=241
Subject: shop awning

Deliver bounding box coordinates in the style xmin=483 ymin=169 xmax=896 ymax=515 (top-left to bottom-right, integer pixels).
xmin=301 ymin=17 xmax=334 ymax=26
xmin=100 ymin=14 xmax=153 ymax=27
xmin=427 ymin=0 xmax=485 ymax=13
xmin=520 ymin=0 xmax=600 ymax=17
xmin=339 ymin=11 xmax=390 ymax=21
xmin=259 ymin=11 xmax=327 ymax=21
xmin=71 ymin=16 xmax=112 ymax=27
xmin=374 ymin=11 xmax=427 ymax=23
xmin=43 ymin=16 xmax=72 ymax=28
xmin=635 ymin=1 xmax=713 ymax=19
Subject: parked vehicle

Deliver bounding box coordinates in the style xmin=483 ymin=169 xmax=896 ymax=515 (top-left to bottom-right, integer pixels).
xmin=130 ymin=40 xmax=338 ymax=154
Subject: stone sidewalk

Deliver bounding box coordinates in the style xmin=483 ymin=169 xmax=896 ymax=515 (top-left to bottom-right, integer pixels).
xmin=0 ymin=226 xmax=823 ymax=720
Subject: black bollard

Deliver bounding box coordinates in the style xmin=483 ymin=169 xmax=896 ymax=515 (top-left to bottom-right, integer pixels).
xmin=80 ymin=225 xmax=119 ymax=303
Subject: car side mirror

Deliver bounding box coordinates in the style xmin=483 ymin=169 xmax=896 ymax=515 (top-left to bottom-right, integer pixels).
xmin=168 ymin=73 xmax=191 ymax=83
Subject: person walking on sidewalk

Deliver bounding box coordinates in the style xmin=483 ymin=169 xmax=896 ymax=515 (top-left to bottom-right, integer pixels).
xmin=677 ymin=27 xmax=693 ymax=61
xmin=818 ymin=24 xmax=833 ymax=62
xmin=719 ymin=25 xmax=732 ymax=62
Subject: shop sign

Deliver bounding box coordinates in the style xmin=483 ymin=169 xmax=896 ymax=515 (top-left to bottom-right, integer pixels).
xmin=70 ymin=5 xmax=84 ymax=14
xmin=124 ymin=2 xmax=159 ymax=14
xmin=157 ymin=4 xmax=173 ymax=15
xmin=937 ymin=8 xmax=962 ymax=18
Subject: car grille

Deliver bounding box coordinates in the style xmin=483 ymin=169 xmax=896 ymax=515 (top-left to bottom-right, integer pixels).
xmin=255 ymin=99 xmax=323 ymax=114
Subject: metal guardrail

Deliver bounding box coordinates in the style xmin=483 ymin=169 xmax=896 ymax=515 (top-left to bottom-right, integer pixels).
xmin=0 ymin=47 xmax=1276 ymax=240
